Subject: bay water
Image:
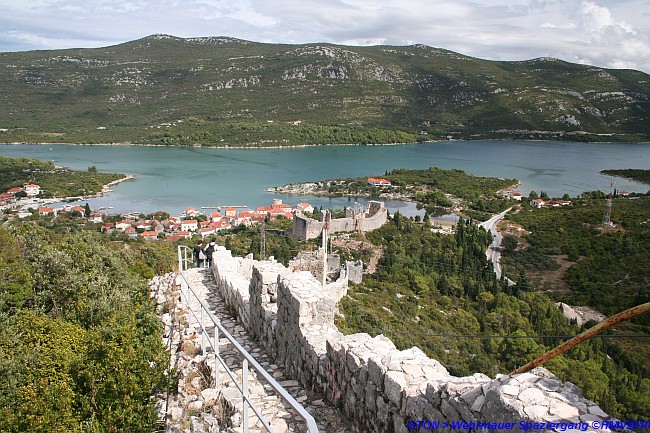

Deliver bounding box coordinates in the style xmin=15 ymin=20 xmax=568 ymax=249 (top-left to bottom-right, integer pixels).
xmin=1 ymin=141 xmax=649 ymax=217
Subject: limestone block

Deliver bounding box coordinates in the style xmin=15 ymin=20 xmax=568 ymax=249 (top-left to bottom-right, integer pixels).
xmin=359 ymin=364 xmax=368 ymax=385
xmin=385 ymin=370 xmax=407 ymax=406
xmin=587 ymin=405 xmax=609 ymax=418
xmin=519 ymin=387 xmax=546 ymax=404
xmin=351 ymin=376 xmax=364 ymax=398
xmin=536 ymin=377 xmax=563 ymax=392
xmin=424 ymin=381 xmax=443 ymax=407
xmin=376 ymin=396 xmax=390 ymax=423
xmin=190 ymin=416 xmax=206 ymax=432
xmin=524 ymin=404 xmax=549 ymax=419
xmin=200 ymin=388 xmax=220 ymax=407
xmin=471 ymin=395 xmax=485 ymax=412
xmin=347 ymin=350 xmax=363 ymax=375
xmin=460 ymin=385 xmax=483 ymax=405
xmin=440 ymin=399 xmax=461 ymax=420
xmin=187 ymin=399 xmax=203 ymax=412
xmin=483 ymin=389 xmax=526 ymax=423
xmin=549 ymin=400 xmax=580 ymax=419
xmin=404 ymin=394 xmax=429 ymax=419
xmin=422 ymin=404 xmax=445 ymax=421
xmin=393 ymin=414 xmax=410 ymax=433
xmin=401 ymin=363 xmax=424 ymax=379
xmin=365 ymin=382 xmax=377 ymax=411
xmin=170 ymin=406 xmax=184 ymax=421
xmin=498 ymin=384 xmax=520 ymax=397
xmin=368 ymin=356 xmax=388 ymax=389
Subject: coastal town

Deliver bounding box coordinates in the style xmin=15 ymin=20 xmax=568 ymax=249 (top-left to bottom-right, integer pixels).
xmin=0 ymin=175 xmax=569 ymax=244
xmin=1 ymin=180 xmax=317 ymax=240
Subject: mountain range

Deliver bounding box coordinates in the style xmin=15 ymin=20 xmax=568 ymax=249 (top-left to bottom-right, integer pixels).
xmin=1 ymin=34 xmax=649 ymax=146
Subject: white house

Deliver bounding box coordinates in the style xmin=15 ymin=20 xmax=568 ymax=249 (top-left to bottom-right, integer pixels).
xmin=181 ymin=219 xmax=199 ymax=232
xmin=530 ymin=199 xmax=546 ymax=208
xmin=367 ymin=177 xmax=392 ymax=187
xmin=24 ymin=183 xmax=40 ymax=196
xmin=296 ymin=202 xmax=314 ymax=213
xmin=116 ymin=220 xmax=134 ymax=231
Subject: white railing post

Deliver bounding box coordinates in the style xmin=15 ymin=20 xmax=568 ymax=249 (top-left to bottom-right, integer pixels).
xmin=214 ymin=327 xmax=220 ymax=387
xmin=243 ymin=359 xmax=249 ymax=433
xmin=201 ymin=308 xmax=205 ymax=354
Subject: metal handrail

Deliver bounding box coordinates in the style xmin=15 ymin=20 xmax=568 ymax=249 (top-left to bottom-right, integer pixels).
xmin=176 ymin=245 xmax=319 ymax=433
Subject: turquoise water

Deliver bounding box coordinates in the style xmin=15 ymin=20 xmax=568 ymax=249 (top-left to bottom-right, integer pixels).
xmin=1 ymin=141 xmax=649 ymax=216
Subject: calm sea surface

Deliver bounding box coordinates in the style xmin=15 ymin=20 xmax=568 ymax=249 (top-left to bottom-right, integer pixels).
xmin=1 ymin=141 xmax=649 ymax=217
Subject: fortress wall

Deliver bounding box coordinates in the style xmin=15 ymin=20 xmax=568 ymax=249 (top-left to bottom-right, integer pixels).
xmin=329 ymin=217 xmax=357 ymax=233
xmin=292 ymin=201 xmax=388 ymax=241
xmin=210 ymin=249 xmax=613 ymax=432
xmin=210 ymin=246 xmax=255 ymax=328
xmin=292 ymin=213 xmax=324 ymax=240
xmin=359 ymin=206 xmax=388 ymax=232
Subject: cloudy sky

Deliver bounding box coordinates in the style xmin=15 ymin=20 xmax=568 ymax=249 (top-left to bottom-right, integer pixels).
xmin=1 ymin=0 xmax=648 ymax=73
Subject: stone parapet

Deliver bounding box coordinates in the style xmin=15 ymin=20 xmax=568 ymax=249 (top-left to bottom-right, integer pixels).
xmin=209 ymin=249 xmax=614 ymax=433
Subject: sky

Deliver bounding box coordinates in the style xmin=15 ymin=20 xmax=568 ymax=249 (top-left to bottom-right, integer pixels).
xmin=0 ymin=0 xmax=649 ymax=73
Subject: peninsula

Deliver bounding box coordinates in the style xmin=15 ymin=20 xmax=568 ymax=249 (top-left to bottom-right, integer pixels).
xmin=270 ymin=167 xmax=518 ymax=220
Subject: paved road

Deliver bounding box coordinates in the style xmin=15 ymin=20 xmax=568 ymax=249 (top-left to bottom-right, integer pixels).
xmin=479 ymin=208 xmax=514 ymax=284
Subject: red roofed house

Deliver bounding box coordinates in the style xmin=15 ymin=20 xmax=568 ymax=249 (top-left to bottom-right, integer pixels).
xmin=368 ymin=177 xmax=392 ymax=187
xmin=199 ymin=227 xmax=215 ymax=238
xmin=38 ymin=207 xmax=56 ymax=216
xmin=530 ymin=199 xmax=546 ymax=208
xmin=210 ymin=211 xmax=223 ymax=222
xmin=235 ymin=210 xmax=264 ymax=226
xmin=296 ymin=202 xmax=314 ymax=213
xmin=176 ymin=231 xmax=192 ymax=239
xmin=23 ymin=183 xmax=40 ymax=196
xmin=0 ymin=193 xmax=15 ymax=205
xmin=181 ymin=219 xmax=199 ymax=232
xmin=224 ymin=207 xmax=237 ymax=217
xmin=256 ymin=200 xmax=294 ymax=220
xmin=185 ymin=207 xmax=200 ymax=218
xmin=7 ymin=187 xmax=23 ymax=195
xmin=124 ymin=226 xmax=138 ymax=239
xmin=210 ymin=220 xmax=232 ymax=231
xmin=116 ymin=220 xmax=133 ymax=231
xmin=141 ymin=231 xmax=159 ymax=241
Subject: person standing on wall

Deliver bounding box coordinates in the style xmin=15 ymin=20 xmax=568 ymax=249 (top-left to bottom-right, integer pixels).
xmin=194 ymin=239 xmax=206 ymax=268
xmin=204 ymin=238 xmax=216 ymax=268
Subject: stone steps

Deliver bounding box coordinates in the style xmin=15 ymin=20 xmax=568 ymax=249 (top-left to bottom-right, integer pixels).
xmin=175 ymin=267 xmax=351 ymax=433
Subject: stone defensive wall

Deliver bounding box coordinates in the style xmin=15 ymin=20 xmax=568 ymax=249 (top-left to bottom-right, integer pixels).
xmin=210 ymin=246 xmax=614 ymax=432
xmin=292 ymin=201 xmax=388 ymax=241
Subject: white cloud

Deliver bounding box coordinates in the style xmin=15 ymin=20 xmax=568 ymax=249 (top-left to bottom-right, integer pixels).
xmin=0 ymin=0 xmax=647 ymax=73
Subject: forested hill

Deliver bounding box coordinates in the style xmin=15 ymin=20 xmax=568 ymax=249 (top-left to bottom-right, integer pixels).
xmin=0 ymin=34 xmax=649 ymax=146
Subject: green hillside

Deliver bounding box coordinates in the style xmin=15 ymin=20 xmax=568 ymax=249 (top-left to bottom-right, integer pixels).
xmin=1 ymin=34 xmax=649 ymax=145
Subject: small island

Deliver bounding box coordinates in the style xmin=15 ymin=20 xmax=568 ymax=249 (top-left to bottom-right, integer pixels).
xmin=271 ymin=167 xmax=519 ymax=220
xmin=600 ymin=169 xmax=650 ymax=185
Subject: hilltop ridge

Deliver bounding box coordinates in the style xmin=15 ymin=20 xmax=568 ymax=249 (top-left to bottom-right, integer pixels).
xmin=0 ymin=34 xmax=649 ymax=145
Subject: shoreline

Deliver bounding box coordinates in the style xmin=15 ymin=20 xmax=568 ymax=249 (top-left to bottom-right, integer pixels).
xmin=4 ymin=137 xmax=648 ymax=149
xmin=0 ymin=140 xmax=440 ymax=149
xmin=101 ymin=174 xmax=136 ymax=195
